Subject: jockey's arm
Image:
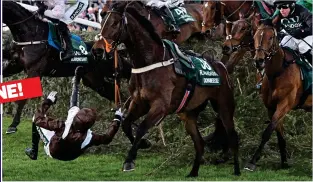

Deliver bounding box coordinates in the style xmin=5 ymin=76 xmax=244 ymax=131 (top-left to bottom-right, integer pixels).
xmin=89 ymin=120 xmax=120 ymax=146
xmin=300 ymin=7 xmax=313 ymax=36
xmin=88 ymin=108 xmax=124 ymax=146
xmin=33 ymin=99 xmax=64 ymax=132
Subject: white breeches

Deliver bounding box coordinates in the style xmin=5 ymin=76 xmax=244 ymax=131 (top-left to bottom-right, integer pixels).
xmin=44 ymin=0 xmax=89 ymax=24
xmin=143 ymin=0 xmax=184 ymax=8
xmin=280 ymin=35 xmax=313 ymax=55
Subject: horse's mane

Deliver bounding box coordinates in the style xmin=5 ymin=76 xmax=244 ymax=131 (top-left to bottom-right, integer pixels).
xmin=3 ymin=1 xmax=33 ymax=17
xmin=260 ymin=19 xmax=274 ymax=27
xmin=125 ymin=7 xmax=163 ymax=45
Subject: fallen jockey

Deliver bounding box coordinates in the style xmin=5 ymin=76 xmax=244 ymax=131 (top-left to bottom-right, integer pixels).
xmin=274 ymin=0 xmax=312 ymax=65
xmin=142 ymin=0 xmax=184 ymax=34
xmin=36 ymin=0 xmax=89 ymax=61
xmin=25 ymin=67 xmax=124 ymax=161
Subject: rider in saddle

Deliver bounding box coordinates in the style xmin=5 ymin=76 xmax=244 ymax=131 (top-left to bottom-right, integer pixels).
xmin=37 ymin=0 xmax=89 ymax=61
xmin=273 ymin=0 xmax=312 ymax=65
xmin=25 ymin=67 xmax=124 ymax=161
xmin=142 ymin=0 xmax=184 ymax=34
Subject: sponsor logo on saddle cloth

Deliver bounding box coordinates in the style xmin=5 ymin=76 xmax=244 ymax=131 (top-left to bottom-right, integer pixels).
xmin=170 ymin=7 xmax=195 ymax=26
xmin=47 ymin=22 xmax=89 ymax=63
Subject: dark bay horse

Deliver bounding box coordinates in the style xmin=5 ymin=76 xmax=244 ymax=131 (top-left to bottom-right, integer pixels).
xmin=95 ymin=2 xmax=240 ymax=177
xmin=99 ymin=1 xmax=203 ymax=44
xmin=244 ymin=20 xmax=312 ymax=171
xmin=2 ymin=1 xmax=132 ymax=134
xmin=221 ymin=11 xmax=259 ymax=74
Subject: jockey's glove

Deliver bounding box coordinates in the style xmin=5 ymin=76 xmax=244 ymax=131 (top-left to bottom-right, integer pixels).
xmin=44 ymin=91 xmax=58 ymax=105
xmin=114 ymin=108 xmax=125 ymax=123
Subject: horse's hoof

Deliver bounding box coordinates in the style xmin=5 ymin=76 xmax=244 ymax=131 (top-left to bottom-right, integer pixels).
xmin=6 ymin=127 xmax=17 ymax=134
xmin=281 ymin=163 xmax=290 ymax=169
xmin=234 ymin=170 xmax=241 ymax=176
xmin=244 ymin=163 xmax=256 ymax=171
xmin=123 ymin=161 xmax=135 ymax=172
xmin=186 ymin=172 xmax=198 ymax=178
xmin=138 ymin=139 xmax=152 ymax=149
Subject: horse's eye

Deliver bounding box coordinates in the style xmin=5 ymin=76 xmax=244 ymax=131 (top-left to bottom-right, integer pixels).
xmin=269 ymin=36 xmax=273 ymax=40
xmin=241 ymin=27 xmax=246 ymax=31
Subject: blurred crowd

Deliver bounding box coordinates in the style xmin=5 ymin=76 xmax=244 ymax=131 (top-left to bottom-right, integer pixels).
xmin=19 ymin=0 xmax=106 ymax=32
xmin=18 ymin=0 xmax=203 ymax=32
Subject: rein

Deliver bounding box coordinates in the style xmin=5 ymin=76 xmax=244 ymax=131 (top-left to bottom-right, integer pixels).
xmin=98 ymin=2 xmax=173 ymax=74
xmin=5 ymin=8 xmax=47 ymax=46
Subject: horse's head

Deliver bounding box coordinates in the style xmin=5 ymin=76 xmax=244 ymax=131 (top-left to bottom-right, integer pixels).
xmin=3 ymin=1 xmax=34 ymax=25
xmin=92 ymin=1 xmax=130 ymax=60
xmin=201 ymin=1 xmax=224 ymax=35
xmin=222 ymin=11 xmax=256 ymax=55
xmin=253 ymin=20 xmax=278 ymax=70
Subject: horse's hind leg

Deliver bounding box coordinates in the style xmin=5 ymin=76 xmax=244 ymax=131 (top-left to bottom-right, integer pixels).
xmin=204 ymin=100 xmax=229 ymax=163
xmin=6 ymin=99 xmax=28 ymax=134
xmin=276 ymin=124 xmax=289 ymax=169
xmin=178 ymin=111 xmax=204 ymax=177
xmin=216 ymin=91 xmax=240 ymax=176
xmin=123 ymin=101 xmax=166 ymax=172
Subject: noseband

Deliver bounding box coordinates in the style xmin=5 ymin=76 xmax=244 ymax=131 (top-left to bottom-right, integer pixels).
xmin=255 ymin=27 xmax=279 ymax=61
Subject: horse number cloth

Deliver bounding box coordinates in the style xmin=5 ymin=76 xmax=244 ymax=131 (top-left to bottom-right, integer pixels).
xmin=47 ymin=22 xmax=89 ymax=63
xmin=163 ymin=40 xmax=221 ymax=86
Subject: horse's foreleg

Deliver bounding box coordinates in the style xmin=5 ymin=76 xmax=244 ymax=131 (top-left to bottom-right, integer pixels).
xmin=245 ymin=98 xmax=292 ymax=171
xmin=122 ymin=99 xmax=150 ymax=149
xmin=178 ymin=111 xmax=204 ymax=177
xmin=123 ymin=103 xmax=166 ymax=172
xmin=225 ymin=49 xmax=246 ymax=74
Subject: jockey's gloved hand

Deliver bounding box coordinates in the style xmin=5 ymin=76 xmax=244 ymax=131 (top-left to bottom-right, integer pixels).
xmin=114 ymin=108 xmax=125 ymax=123
xmin=45 ymin=91 xmax=58 ymax=105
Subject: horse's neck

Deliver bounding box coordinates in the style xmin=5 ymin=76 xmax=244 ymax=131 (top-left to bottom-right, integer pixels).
xmin=225 ymin=1 xmax=252 ymax=20
xmin=7 ymin=19 xmax=46 ymax=42
xmin=124 ymin=19 xmax=164 ymax=69
xmin=265 ymin=43 xmax=285 ymax=79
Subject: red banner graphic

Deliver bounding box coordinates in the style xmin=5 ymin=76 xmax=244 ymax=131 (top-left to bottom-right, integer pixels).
xmin=0 ymin=77 xmax=43 ymax=104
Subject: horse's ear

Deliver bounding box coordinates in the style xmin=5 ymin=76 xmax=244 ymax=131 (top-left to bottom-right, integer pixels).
xmin=272 ymin=15 xmax=279 ymax=26
xmin=247 ymin=11 xmax=255 ymax=21
xmin=239 ymin=11 xmax=244 ymax=19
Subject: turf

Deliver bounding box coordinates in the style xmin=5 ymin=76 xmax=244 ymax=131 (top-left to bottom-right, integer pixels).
xmin=2 ymin=117 xmax=312 ymax=181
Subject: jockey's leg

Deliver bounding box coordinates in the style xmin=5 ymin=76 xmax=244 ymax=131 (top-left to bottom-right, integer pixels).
xmin=159 ymin=6 xmax=181 ymax=34
xmin=25 ymin=122 xmax=40 ymax=160
xmin=58 ymin=0 xmax=89 ymax=61
xmin=57 ymin=21 xmax=74 ymax=61
xmin=298 ymin=35 xmax=313 ymax=66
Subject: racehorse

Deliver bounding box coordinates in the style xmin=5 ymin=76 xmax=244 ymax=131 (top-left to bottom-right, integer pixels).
xmin=2 ymin=1 xmax=133 ymax=134
xmin=92 ymin=0 xmax=204 ymax=60
xmin=244 ymin=20 xmax=312 ymax=171
xmin=95 ymin=2 xmax=240 ymax=177
xmin=201 ymin=0 xmax=255 ymax=34
xmin=221 ymin=11 xmax=259 ymax=74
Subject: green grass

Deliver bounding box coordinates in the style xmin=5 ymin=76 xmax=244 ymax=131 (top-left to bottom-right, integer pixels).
xmin=2 ymin=117 xmax=312 ymax=181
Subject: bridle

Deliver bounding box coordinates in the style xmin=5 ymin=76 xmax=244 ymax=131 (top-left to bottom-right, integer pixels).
xmin=94 ymin=2 xmax=132 ymax=54
xmin=255 ymin=26 xmax=279 ymax=62
xmin=225 ymin=18 xmax=254 ymax=53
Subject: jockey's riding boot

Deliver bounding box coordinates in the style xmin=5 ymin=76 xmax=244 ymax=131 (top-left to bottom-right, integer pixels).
xmin=160 ymin=6 xmax=181 ymax=34
xmin=303 ymin=50 xmax=312 ymax=66
xmin=58 ymin=21 xmax=74 ymax=61
xmin=25 ymin=123 xmax=40 ymax=160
